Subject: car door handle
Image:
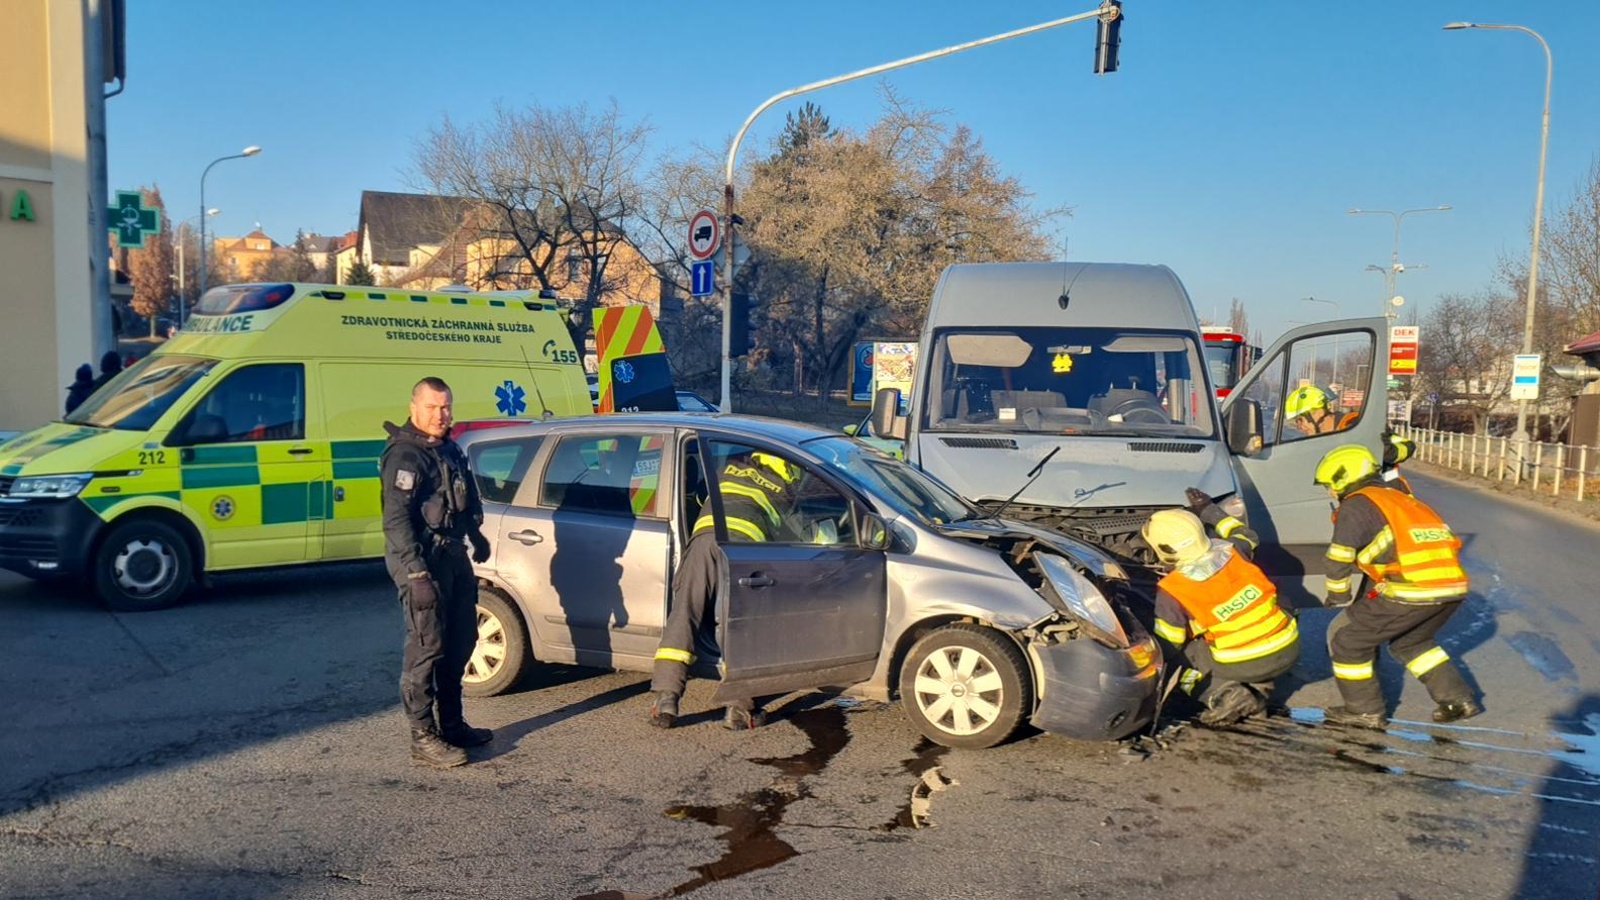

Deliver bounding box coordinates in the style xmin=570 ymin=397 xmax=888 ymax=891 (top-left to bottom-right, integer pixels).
xmin=509 ymin=530 xmax=544 ymax=545
xmin=737 ymin=574 xmax=774 ymax=588
xmin=287 ymin=447 xmax=314 ymax=455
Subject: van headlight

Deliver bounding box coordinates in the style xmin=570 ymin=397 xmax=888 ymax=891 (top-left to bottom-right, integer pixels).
xmin=1034 ymin=551 xmax=1129 ymax=649
xmin=9 ymin=473 xmax=93 ymax=498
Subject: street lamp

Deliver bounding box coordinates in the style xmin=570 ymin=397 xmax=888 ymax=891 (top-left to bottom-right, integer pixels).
xmin=175 ymin=208 xmax=219 ymax=325
xmin=715 ymin=3 xmax=1122 ymax=412
xmin=1444 ymin=20 xmax=1553 ymax=457
xmin=197 ymin=145 xmax=261 ymax=300
xmin=1346 ymin=205 xmax=1451 ymax=319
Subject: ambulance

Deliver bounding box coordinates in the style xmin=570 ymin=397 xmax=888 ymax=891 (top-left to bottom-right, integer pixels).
xmin=0 ymin=282 xmax=593 ymax=611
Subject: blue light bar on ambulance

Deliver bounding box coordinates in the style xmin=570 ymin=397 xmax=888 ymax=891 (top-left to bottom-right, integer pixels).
xmin=193 ymin=283 xmax=295 ymax=316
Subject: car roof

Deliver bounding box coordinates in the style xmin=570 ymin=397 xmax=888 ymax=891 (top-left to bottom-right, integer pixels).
xmin=457 ymin=412 xmax=838 ymax=448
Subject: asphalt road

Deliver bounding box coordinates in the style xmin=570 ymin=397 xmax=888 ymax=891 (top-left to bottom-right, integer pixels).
xmin=2 ymin=469 xmax=1596 ymax=900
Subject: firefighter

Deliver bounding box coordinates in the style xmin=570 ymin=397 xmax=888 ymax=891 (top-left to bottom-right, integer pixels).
xmin=1286 ymin=385 xmax=1352 ymax=436
xmin=381 ymin=377 xmax=494 ymax=768
xmin=648 ymin=450 xmax=804 ymax=731
xmin=1315 ymin=444 xmax=1482 ymax=729
xmin=1143 ymin=493 xmax=1300 ymax=726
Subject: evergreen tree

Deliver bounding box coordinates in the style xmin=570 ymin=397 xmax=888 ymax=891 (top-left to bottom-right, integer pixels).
xmin=345 ymin=258 xmax=377 ymax=285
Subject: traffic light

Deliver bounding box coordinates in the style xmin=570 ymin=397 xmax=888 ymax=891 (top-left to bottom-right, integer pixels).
xmin=1093 ymin=1 xmax=1122 ymax=75
xmin=729 ymin=291 xmax=753 ymax=358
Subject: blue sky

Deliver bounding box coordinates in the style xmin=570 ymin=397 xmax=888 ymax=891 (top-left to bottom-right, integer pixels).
xmin=109 ymin=1 xmax=1600 ymax=343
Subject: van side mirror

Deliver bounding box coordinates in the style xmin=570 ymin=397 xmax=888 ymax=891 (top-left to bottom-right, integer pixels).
xmin=1224 ymin=399 xmax=1264 ymax=456
xmin=871 ymin=388 xmax=907 ymax=442
xmin=859 ymin=512 xmax=892 ymax=552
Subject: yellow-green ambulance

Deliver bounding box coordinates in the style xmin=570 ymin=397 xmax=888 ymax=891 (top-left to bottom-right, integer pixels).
xmin=0 ymin=282 xmax=591 ymax=610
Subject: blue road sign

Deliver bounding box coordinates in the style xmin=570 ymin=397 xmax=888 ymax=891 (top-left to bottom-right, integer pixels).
xmin=691 ymin=260 xmax=715 ymax=297
xmin=1428 ymin=391 xmax=1439 ymax=404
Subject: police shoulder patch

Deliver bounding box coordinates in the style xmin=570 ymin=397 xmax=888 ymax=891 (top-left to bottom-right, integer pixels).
xmin=395 ymin=469 xmax=416 ymax=490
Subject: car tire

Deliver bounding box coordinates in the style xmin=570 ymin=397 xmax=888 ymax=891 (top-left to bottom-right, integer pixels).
xmin=92 ymin=518 xmax=194 ymax=612
xmin=898 ymin=623 xmax=1032 ymax=750
xmin=462 ymin=586 xmax=530 ymax=698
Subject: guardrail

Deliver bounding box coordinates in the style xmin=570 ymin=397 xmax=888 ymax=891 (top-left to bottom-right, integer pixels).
xmin=1396 ymin=424 xmax=1595 ymax=502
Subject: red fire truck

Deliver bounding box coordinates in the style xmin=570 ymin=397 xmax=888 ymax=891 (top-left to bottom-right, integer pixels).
xmin=1201 ymin=326 xmax=1258 ymax=400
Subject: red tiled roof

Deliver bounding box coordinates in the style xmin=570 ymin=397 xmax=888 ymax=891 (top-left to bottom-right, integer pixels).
xmin=1566 ymin=331 xmax=1600 ymax=356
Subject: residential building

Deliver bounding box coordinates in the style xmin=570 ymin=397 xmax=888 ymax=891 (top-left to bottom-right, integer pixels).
xmin=211 ymin=228 xmax=278 ymax=281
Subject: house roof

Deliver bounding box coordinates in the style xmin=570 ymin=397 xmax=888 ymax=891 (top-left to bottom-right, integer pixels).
xmin=358 ymin=191 xmax=477 ymax=266
xmin=1566 ymin=330 xmax=1600 ymax=356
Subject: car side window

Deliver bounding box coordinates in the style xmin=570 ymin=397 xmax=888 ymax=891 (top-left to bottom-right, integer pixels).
xmin=471 ymin=437 xmax=543 ymax=505
xmin=706 ymin=440 xmax=855 ymax=547
xmin=1255 ymin=331 xmax=1376 ymax=448
xmin=178 ymin=363 xmax=304 ymax=445
xmin=539 ymin=433 xmax=664 ymax=518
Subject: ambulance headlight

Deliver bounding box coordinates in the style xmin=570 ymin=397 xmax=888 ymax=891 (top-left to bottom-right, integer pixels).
xmin=10 ymin=473 xmax=93 ymax=498
xmin=1034 ymin=551 xmax=1129 ymax=649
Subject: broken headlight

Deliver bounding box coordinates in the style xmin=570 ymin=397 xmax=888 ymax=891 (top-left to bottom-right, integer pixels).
xmin=1033 ymin=551 xmax=1129 ymax=649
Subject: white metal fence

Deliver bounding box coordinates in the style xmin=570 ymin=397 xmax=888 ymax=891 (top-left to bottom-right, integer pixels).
xmin=1396 ymin=424 xmax=1596 ymax=502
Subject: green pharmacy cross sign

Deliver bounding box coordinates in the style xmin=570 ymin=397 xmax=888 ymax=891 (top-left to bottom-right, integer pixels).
xmin=110 ymin=190 xmax=160 ymax=248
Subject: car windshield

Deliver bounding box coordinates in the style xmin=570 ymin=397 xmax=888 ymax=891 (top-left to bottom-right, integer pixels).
xmin=925 ymin=326 xmax=1215 ymax=437
xmin=802 ymin=436 xmax=976 ymax=525
xmin=65 ymin=355 xmax=217 ymax=431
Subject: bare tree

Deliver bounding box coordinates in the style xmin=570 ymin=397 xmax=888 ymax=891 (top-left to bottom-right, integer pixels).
xmin=127 ymin=186 xmax=175 ymax=336
xmin=1417 ymin=290 xmax=1521 ymax=432
xmin=1542 ymin=156 xmax=1600 ymax=339
xmin=1228 ymin=298 xmax=1250 ymax=338
xmin=411 ymin=100 xmax=655 ymax=319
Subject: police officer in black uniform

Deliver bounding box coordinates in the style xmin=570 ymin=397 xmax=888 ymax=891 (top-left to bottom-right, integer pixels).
xmin=381 ymin=376 xmax=493 ymax=768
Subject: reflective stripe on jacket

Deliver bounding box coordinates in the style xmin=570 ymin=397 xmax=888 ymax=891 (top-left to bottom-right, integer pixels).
xmin=692 ymin=460 xmax=793 ymax=542
xmin=1156 ymin=548 xmax=1298 ymax=664
xmin=1348 ymin=485 xmax=1468 ymax=603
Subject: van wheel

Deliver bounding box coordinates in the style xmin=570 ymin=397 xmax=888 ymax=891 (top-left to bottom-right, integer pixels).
xmin=898 ymin=623 xmax=1031 ymax=750
xmin=93 ymin=519 xmax=193 ymax=612
xmin=462 ymin=587 xmax=530 ymax=698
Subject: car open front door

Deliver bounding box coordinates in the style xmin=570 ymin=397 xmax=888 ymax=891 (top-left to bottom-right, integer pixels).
xmin=700 ymin=439 xmax=888 ymax=704
xmin=1222 ymin=317 xmax=1389 ymax=605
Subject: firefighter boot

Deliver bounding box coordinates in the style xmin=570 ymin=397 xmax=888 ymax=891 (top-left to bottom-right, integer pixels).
xmin=1198 ymin=683 xmax=1266 ymax=727
xmin=724 ymin=705 xmax=767 ymax=731
xmin=1323 ymin=706 xmax=1389 ymax=730
xmin=649 ymin=692 xmax=679 ymax=729
xmin=411 ymin=728 xmax=469 ymax=768
xmin=1433 ymin=699 xmax=1484 ymax=723
xmin=1419 ymin=664 xmax=1480 ymax=723
xmin=439 ymin=721 xmax=494 ymax=747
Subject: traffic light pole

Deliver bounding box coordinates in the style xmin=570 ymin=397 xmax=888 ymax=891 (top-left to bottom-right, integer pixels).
xmin=717 ymin=1 xmax=1122 ymax=413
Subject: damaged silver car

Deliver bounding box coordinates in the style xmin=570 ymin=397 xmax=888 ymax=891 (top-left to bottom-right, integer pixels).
xmin=459 ymin=413 xmax=1160 ymax=749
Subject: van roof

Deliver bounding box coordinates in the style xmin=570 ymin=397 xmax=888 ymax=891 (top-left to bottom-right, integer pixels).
xmin=929 ymin=262 xmax=1195 ymax=331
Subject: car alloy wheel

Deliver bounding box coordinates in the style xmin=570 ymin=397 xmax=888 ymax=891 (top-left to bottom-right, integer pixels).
xmin=462 ymin=587 xmax=530 ymax=698
xmin=899 ymin=623 xmax=1031 ymax=750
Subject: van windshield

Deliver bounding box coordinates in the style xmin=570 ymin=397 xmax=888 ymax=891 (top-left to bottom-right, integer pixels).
xmin=925 ymin=326 xmax=1215 ymax=437
xmin=65 ymin=356 xmax=218 ymax=431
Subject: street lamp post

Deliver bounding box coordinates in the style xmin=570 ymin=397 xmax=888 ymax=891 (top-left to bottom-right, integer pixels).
xmin=1302 ymin=296 xmax=1342 ymax=384
xmin=1444 ymin=20 xmax=1553 ymax=460
xmin=198 ymin=146 xmax=261 ymax=300
xmin=175 ymin=208 xmax=219 ymax=325
xmin=1346 ymin=205 xmax=1451 ymax=320
xmin=715 ymin=2 xmax=1121 ymax=412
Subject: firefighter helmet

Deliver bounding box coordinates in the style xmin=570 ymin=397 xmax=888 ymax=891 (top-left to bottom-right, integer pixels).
xmin=1285 ymin=385 xmax=1331 ymax=419
xmin=1314 ymin=444 xmax=1379 ymax=495
xmin=1142 ymin=509 xmax=1209 ymax=566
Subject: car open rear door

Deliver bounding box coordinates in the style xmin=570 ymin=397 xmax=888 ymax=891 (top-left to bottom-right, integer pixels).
xmin=1222 ymin=317 xmax=1390 ymax=605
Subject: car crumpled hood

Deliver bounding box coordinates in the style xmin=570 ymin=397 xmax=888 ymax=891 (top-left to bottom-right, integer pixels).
xmin=933 ymin=515 xmax=1123 ymax=581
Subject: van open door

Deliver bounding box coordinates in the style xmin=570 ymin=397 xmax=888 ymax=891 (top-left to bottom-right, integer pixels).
xmin=1220 ymin=317 xmax=1390 ymax=605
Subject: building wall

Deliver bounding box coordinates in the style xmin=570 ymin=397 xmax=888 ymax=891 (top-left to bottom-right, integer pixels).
xmin=0 ymin=0 xmax=97 ymax=430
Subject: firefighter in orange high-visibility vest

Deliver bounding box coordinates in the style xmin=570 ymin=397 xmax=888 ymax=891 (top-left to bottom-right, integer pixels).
xmin=1315 ymin=444 xmax=1481 ymax=729
xmin=1143 ymin=491 xmax=1299 ymax=727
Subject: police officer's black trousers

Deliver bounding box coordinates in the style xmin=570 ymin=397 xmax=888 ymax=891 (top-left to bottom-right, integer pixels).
xmin=399 ymin=543 xmax=477 ymax=732
xmin=649 ymin=532 xmax=753 ymax=712
xmin=1328 ymin=597 xmax=1471 ymax=715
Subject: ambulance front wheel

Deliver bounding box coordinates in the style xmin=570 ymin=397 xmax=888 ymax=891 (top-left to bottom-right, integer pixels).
xmin=93 ymin=519 xmax=194 ymax=612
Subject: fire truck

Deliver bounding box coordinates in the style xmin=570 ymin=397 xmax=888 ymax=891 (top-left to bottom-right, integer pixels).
xmin=1201 ymin=326 xmax=1258 ymax=399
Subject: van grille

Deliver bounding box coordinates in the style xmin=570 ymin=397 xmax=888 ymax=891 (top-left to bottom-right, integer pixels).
xmin=1126 ymin=442 xmax=1204 ymax=454
xmin=0 ymin=476 xmax=13 ymax=497
xmin=938 ymin=437 xmax=1019 ymax=450
xmin=0 ymin=507 xmax=41 ymax=527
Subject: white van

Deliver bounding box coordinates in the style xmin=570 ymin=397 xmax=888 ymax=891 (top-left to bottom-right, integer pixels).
xmin=872 ymin=262 xmax=1389 ymax=603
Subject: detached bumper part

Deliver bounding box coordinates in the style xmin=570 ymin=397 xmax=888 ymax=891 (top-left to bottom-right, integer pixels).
xmin=1029 ymin=638 xmax=1160 ymax=741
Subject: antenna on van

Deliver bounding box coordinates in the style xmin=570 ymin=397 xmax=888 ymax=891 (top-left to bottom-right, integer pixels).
xmin=518 ymin=345 xmax=556 ymax=420
xmin=984 ymin=446 xmax=1059 ymax=521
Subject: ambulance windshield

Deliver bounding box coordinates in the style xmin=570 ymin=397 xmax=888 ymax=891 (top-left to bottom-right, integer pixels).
xmin=66 ymin=356 xmax=217 ymax=431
